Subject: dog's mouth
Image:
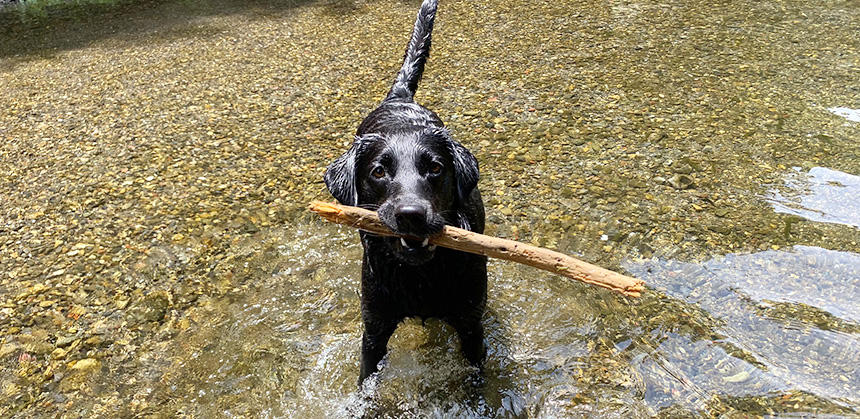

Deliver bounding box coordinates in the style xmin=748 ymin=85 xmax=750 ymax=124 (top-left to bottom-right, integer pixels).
xmin=391 ymin=236 xmax=437 ymax=263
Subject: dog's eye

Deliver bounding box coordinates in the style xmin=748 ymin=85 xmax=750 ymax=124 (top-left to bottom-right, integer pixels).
xmin=371 ymin=166 xmax=386 ymax=179
xmin=428 ymin=163 xmax=443 ymax=175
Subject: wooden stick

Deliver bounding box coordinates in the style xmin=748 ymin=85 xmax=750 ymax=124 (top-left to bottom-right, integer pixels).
xmin=309 ymin=201 xmax=645 ymax=297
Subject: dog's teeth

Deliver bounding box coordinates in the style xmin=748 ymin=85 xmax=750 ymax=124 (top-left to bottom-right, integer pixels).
xmin=428 ymin=245 xmax=437 ymax=251
xmin=400 ymin=238 xmax=408 ymax=247
xmin=421 ymin=238 xmax=429 ymax=247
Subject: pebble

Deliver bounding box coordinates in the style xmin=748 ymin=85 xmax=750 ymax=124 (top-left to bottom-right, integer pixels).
xmin=723 ymin=370 xmax=751 ymax=383
xmin=669 ymin=174 xmax=695 ymax=190
xmin=59 ymin=358 xmax=102 ymax=392
xmin=51 ymin=347 xmax=68 ymax=360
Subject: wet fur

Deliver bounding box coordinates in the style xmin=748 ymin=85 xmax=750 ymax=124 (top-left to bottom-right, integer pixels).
xmin=323 ymin=0 xmax=487 ymax=384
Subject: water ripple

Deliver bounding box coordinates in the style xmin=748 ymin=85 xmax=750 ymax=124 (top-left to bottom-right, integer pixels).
xmin=768 ymin=166 xmax=860 ymax=228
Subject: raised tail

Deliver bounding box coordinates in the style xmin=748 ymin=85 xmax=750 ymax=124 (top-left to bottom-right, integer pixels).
xmin=385 ymin=0 xmax=438 ymax=102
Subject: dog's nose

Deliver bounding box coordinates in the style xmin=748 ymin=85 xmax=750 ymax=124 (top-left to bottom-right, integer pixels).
xmin=394 ymin=204 xmax=428 ymax=233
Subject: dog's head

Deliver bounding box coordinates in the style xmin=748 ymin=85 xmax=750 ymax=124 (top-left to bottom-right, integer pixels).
xmin=324 ymin=128 xmax=478 ymax=264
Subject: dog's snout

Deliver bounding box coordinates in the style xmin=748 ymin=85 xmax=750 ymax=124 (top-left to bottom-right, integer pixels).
xmin=394 ymin=204 xmax=428 ymax=232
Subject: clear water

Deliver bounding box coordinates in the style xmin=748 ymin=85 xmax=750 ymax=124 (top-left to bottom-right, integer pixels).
xmin=768 ymin=167 xmax=860 ymax=229
xmin=1 ymin=0 xmax=858 ymax=416
xmin=100 ymin=224 xmax=858 ymax=417
xmin=625 ymin=247 xmax=860 ymax=414
xmin=828 ymin=108 xmax=860 ymax=123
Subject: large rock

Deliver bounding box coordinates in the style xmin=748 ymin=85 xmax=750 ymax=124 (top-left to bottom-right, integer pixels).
xmin=59 ymin=358 xmax=102 ymax=392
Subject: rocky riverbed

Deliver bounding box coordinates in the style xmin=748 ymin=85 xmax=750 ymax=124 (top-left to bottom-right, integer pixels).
xmin=1 ymin=0 xmax=858 ymax=416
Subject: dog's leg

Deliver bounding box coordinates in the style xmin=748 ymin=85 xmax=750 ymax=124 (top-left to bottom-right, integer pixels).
xmin=359 ymin=318 xmax=398 ymax=384
xmin=450 ymin=318 xmax=486 ymax=367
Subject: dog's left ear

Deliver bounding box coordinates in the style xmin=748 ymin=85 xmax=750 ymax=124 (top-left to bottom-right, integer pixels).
xmin=447 ymin=139 xmax=480 ymax=201
xmin=324 ymin=141 xmax=360 ymax=205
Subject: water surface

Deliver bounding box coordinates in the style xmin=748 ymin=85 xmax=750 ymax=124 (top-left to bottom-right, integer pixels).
xmin=1 ymin=0 xmax=858 ymax=416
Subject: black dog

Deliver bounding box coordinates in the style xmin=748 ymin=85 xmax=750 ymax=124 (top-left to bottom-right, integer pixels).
xmin=324 ymin=0 xmax=487 ymax=384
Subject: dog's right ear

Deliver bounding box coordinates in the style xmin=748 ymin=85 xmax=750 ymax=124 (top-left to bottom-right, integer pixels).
xmin=324 ymin=135 xmax=380 ymax=205
xmin=324 ymin=142 xmax=359 ymax=205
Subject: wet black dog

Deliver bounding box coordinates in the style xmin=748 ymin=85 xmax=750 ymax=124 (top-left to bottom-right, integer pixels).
xmin=324 ymin=0 xmax=487 ymax=384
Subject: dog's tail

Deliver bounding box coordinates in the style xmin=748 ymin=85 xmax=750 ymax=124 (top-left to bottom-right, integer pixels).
xmin=385 ymin=0 xmax=438 ymax=102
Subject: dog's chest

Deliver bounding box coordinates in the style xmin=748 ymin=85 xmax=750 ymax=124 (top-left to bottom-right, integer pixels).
xmin=363 ymin=250 xmax=484 ymax=318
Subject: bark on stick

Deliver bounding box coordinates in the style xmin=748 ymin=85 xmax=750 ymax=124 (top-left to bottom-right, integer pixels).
xmin=309 ymin=200 xmax=645 ymax=297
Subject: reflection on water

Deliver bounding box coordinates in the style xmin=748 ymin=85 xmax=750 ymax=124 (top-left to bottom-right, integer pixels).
xmin=114 ymin=223 xmax=858 ymax=417
xmin=768 ymin=167 xmax=860 ymax=228
xmin=828 ymin=107 xmax=860 ymax=123
xmin=715 ymin=246 xmax=859 ymax=322
xmin=624 ymin=246 xmax=860 ymax=413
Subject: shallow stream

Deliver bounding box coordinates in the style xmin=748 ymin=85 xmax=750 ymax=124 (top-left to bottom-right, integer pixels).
xmin=1 ymin=0 xmax=857 ymax=416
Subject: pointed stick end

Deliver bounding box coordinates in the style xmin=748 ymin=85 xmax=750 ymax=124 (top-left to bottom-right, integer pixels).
xmin=308 ymin=200 xmax=344 ymax=222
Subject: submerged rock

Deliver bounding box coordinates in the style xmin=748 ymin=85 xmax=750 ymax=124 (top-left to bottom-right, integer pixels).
xmin=669 ymin=174 xmax=695 ymax=190
xmin=130 ymin=290 xmax=172 ymax=324
xmin=59 ymin=358 xmax=102 ymax=392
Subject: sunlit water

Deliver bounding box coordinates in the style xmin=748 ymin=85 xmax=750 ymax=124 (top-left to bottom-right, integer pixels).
xmin=768 ymin=166 xmax=860 ymax=229
xmin=2 ymin=0 xmax=858 ymax=416
xmin=113 ymin=165 xmax=859 ymax=416
xmin=100 ymin=223 xmax=857 ymax=417
xmin=828 ymin=107 xmax=860 ymax=123
xmin=625 ymin=247 xmax=859 ymax=413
